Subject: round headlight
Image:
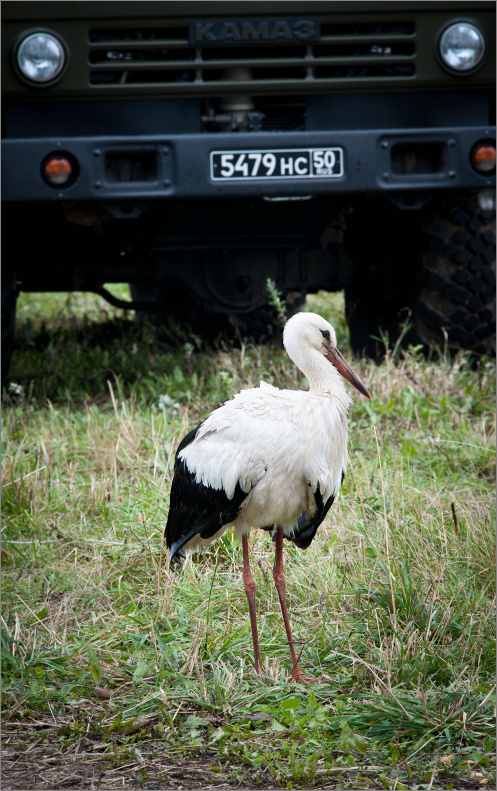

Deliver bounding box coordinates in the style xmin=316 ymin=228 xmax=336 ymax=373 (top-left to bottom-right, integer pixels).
xmin=16 ymin=32 xmax=66 ymax=84
xmin=439 ymin=23 xmax=485 ymax=73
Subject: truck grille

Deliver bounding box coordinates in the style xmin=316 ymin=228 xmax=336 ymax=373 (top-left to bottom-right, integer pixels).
xmin=88 ymin=20 xmax=415 ymax=90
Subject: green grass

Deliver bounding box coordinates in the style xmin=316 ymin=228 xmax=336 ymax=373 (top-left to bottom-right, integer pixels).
xmin=2 ymin=288 xmax=495 ymax=790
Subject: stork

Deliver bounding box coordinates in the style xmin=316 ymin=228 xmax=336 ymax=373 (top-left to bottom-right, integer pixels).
xmin=165 ymin=311 xmax=371 ymax=682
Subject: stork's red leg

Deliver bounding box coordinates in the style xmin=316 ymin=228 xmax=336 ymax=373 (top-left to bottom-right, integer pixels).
xmin=242 ymin=533 xmax=261 ymax=675
xmin=273 ymin=526 xmax=317 ymax=684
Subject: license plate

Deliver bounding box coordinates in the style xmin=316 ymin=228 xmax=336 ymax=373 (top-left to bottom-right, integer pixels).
xmin=210 ymin=148 xmax=344 ymax=181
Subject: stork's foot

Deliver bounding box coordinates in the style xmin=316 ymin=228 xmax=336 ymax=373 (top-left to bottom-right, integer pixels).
xmin=290 ymin=668 xmax=319 ymax=684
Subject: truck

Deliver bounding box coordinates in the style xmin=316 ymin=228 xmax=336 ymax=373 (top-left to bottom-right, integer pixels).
xmin=2 ymin=1 xmax=495 ymax=381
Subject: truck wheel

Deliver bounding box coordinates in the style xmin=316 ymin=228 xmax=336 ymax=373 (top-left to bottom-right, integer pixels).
xmin=416 ymin=193 xmax=496 ymax=356
xmin=1 ymin=272 xmax=17 ymax=387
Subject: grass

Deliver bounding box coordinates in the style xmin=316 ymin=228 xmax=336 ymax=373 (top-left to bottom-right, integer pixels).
xmin=1 ymin=287 xmax=495 ymax=790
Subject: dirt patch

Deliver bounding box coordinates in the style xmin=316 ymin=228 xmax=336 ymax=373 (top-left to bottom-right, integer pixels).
xmin=3 ymin=749 xmax=243 ymax=790
xmin=2 ymin=746 xmax=487 ymax=791
xmin=2 ymin=742 xmax=327 ymax=791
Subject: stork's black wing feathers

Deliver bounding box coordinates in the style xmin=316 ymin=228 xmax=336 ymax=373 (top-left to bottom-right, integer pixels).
xmin=287 ymin=470 xmax=345 ymax=550
xmin=166 ymin=421 xmax=249 ymax=570
xmin=288 ymin=489 xmax=334 ymax=549
xmin=176 ymin=422 xmax=205 ymax=455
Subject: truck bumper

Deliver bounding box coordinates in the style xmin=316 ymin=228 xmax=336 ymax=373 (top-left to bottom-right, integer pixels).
xmin=2 ymin=126 xmax=495 ymax=202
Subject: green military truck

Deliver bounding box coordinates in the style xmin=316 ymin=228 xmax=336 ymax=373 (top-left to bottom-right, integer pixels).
xmin=2 ymin=1 xmax=495 ymax=380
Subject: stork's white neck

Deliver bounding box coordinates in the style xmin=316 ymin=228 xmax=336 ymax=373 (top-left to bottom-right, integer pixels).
xmin=291 ymin=344 xmax=351 ymax=407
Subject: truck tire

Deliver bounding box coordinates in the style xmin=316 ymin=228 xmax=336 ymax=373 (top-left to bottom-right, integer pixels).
xmin=1 ymin=272 xmax=17 ymax=387
xmin=345 ymin=194 xmax=496 ymax=359
xmin=416 ymin=193 xmax=496 ymax=356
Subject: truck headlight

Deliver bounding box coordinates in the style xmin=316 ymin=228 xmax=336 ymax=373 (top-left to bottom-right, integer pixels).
xmin=16 ymin=32 xmax=66 ymax=84
xmin=439 ymin=23 xmax=486 ymax=73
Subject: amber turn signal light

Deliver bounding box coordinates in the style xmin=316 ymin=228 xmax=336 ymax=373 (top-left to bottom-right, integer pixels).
xmin=470 ymin=142 xmax=496 ymax=174
xmin=41 ymin=153 xmax=77 ymax=187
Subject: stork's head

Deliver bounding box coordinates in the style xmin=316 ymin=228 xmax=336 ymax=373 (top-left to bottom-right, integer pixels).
xmin=283 ymin=311 xmax=371 ymax=399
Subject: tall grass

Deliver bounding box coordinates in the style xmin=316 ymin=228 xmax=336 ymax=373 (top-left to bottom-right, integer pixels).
xmin=1 ymin=288 xmax=495 ymax=790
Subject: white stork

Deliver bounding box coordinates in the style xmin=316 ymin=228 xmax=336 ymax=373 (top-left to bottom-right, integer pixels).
xmin=166 ymin=311 xmax=371 ymax=682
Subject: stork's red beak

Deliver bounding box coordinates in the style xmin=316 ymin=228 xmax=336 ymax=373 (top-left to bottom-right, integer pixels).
xmin=326 ymin=347 xmax=372 ymax=399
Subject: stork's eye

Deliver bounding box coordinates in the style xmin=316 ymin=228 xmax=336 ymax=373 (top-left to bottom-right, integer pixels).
xmin=321 ymin=330 xmax=331 ymax=341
